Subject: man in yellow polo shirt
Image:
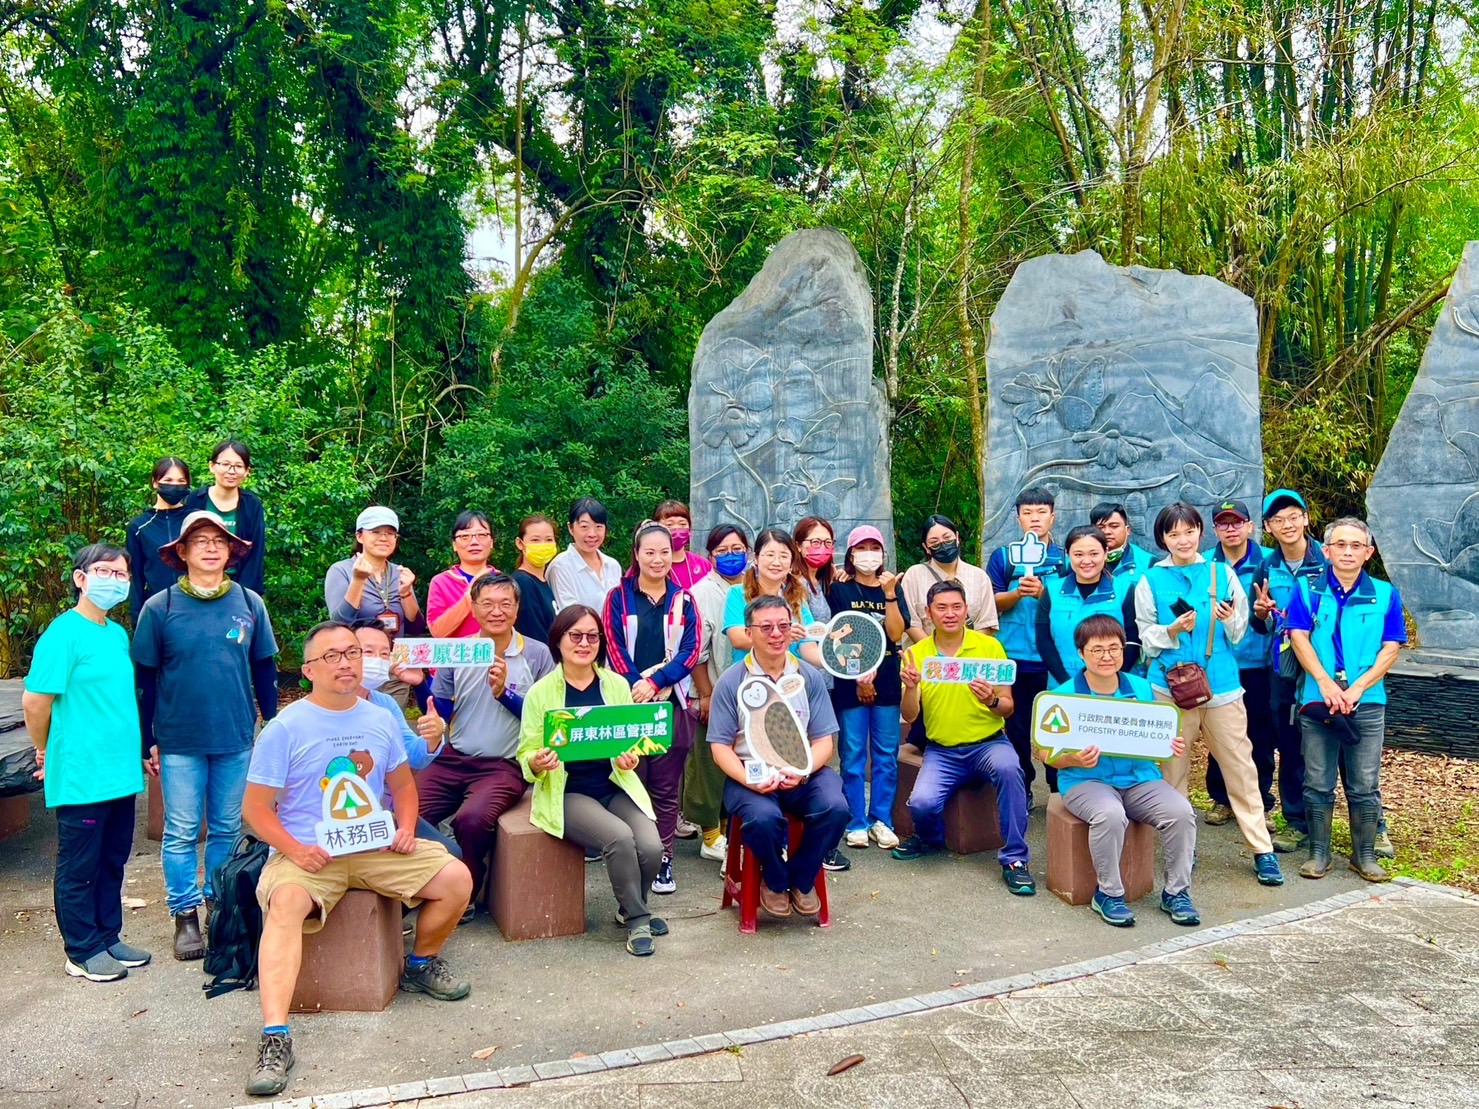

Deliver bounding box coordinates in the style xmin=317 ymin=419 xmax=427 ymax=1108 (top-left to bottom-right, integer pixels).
xmin=893 ymin=580 xmax=1035 ymax=895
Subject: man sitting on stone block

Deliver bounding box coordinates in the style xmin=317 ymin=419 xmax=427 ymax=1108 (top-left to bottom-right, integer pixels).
xmin=241 ymin=622 xmax=474 ymax=1098
xmin=706 ymin=595 xmax=850 ymax=920
xmin=892 ymin=580 xmax=1035 ymax=896
xmin=1040 ymin=614 xmax=1200 ymax=928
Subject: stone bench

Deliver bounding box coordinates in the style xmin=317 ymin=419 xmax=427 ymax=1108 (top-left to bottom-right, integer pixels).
xmin=892 ymin=744 xmax=1005 ymax=855
xmin=290 ymin=889 xmax=403 ymax=1013
xmin=489 ymin=794 xmax=586 ymax=941
xmin=1046 ymin=793 xmax=1155 ymax=906
xmin=0 ymin=794 xmax=30 ymax=840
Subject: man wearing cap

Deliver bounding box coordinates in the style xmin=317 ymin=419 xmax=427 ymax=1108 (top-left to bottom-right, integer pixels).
xmin=324 ymin=507 xmax=422 ymax=707
xmin=1204 ymin=500 xmax=1276 ymax=830
xmin=132 ymin=511 xmax=280 ymax=960
xmin=1247 ymin=489 xmax=1326 ymax=854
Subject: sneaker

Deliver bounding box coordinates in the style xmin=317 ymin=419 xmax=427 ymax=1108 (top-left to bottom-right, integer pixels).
xmin=890 ymin=835 xmax=943 ymax=861
xmin=1204 ymin=804 xmax=1233 ymax=826
xmin=651 ymin=854 xmax=677 ymax=895
xmin=400 ymin=955 xmax=471 ymax=1001
xmin=585 ymin=847 xmax=602 ymax=864
xmin=614 ymin=910 xmax=669 ymax=936
xmin=1159 ymin=889 xmax=1201 ymax=926
xmin=1091 ymin=888 xmax=1136 ymax=927
xmin=1002 ymin=862 xmax=1037 ymax=896
xmin=699 ymin=834 xmax=728 ymax=862
xmin=106 ymin=941 xmax=152 ymax=968
xmin=674 ymin=817 xmax=700 ymax=840
xmin=626 ymin=925 xmax=655 ymax=956
xmin=1271 ymin=828 xmax=1308 ymax=853
xmin=1254 ymin=852 xmax=1285 ymax=886
xmin=245 ymin=1031 xmax=295 ymax=1097
xmin=821 ymin=848 xmax=851 ymax=872
xmin=869 ymin=822 xmax=900 ymax=850
xmin=1374 ymin=831 xmax=1395 ymax=859
xmin=844 ymin=828 xmax=870 ymax=849
xmin=65 ymin=951 xmax=127 ymax=982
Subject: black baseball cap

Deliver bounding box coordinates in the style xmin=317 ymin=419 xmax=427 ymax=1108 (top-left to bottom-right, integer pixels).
xmin=1213 ymin=500 xmax=1252 ymax=523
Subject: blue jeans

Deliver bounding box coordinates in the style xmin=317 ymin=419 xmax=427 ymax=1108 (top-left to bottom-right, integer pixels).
xmin=837 ymin=704 xmax=901 ymax=833
xmin=1300 ymin=703 xmax=1384 ymax=812
xmin=159 ymin=749 xmax=252 ymax=916
xmin=907 ymin=738 xmax=1029 ymax=865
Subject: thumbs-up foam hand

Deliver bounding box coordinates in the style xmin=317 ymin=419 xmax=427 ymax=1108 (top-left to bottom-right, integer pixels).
xmin=1009 ymin=531 xmax=1048 ymax=571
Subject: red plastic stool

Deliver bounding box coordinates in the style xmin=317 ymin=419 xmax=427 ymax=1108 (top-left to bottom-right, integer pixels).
xmin=721 ymin=812 xmax=831 ymax=933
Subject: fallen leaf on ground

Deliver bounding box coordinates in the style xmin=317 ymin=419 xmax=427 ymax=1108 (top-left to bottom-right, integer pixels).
xmin=471 ymin=1046 xmax=499 ymax=1060
xmin=570 ymin=1051 xmax=589 ymax=1059
xmin=828 ymin=1054 xmax=865 ymax=1076
xmin=122 ymin=897 xmax=148 ymax=910
xmin=130 ymin=1009 xmax=147 ymax=1018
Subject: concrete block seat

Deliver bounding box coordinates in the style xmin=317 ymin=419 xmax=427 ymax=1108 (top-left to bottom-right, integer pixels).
xmin=891 ymin=744 xmax=1005 ymax=854
xmin=1045 ymin=793 xmax=1154 ymax=906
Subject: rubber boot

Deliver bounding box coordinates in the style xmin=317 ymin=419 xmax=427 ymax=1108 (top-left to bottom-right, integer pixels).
xmin=173 ymin=909 xmax=205 ymax=960
xmin=1348 ymin=800 xmax=1391 ymax=883
xmin=1299 ymin=801 xmax=1333 ymax=879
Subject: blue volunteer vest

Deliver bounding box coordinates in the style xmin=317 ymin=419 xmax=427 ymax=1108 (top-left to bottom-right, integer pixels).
xmin=1143 ymin=561 xmax=1243 ymax=697
xmin=1213 ymin=543 xmax=1272 ymax=671
xmin=992 ymin=543 xmax=1064 ymax=664
xmin=1107 ymin=543 xmax=1153 ymax=586
xmin=1293 ymin=571 xmax=1398 ymax=706
xmin=1047 ymin=573 xmax=1133 ymax=682
xmin=1053 ymin=672 xmax=1164 ymax=794
xmin=1260 ymin=540 xmax=1329 ymax=671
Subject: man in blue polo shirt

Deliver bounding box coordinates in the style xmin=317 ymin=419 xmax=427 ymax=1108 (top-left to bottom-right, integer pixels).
xmin=1285 ymin=517 xmax=1405 ymax=883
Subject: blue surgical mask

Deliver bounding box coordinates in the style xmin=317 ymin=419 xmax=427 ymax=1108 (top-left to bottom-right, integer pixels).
xmin=83 ymin=574 xmax=129 ymax=612
xmin=715 ymin=551 xmax=748 ymax=578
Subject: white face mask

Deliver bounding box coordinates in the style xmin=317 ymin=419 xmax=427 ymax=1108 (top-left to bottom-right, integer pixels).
xmin=361 ymin=657 xmax=392 ymax=691
xmin=851 ymin=551 xmax=884 ymax=574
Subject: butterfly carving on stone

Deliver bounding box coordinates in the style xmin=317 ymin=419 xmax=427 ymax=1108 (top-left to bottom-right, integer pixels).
xmin=1413 ymin=491 xmax=1479 ymax=586
xmin=1000 ymin=355 xmax=1108 ymax=431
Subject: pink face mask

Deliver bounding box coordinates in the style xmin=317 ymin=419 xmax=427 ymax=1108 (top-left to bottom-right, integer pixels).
xmin=669 ymin=527 xmax=691 ymax=552
xmin=803 ymin=547 xmax=833 ymax=569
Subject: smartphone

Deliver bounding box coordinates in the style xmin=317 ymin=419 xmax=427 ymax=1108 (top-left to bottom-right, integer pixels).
xmin=1169 ymin=598 xmax=1194 ymax=618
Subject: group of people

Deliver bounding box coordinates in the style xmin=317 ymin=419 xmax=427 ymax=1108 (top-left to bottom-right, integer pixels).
xmin=21 ymin=442 xmax=1409 ymax=1097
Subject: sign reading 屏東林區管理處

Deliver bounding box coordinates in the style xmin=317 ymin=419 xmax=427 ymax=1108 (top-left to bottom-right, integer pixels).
xmin=543 ymin=703 xmax=674 ymax=762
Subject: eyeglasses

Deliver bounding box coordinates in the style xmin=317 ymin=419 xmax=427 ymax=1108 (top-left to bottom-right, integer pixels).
xmin=748 ymin=622 xmax=793 ymax=636
xmin=1085 ymin=646 xmax=1124 ymax=659
xmin=305 ymin=647 xmax=364 ymax=665
xmin=211 ymin=462 xmax=246 ymax=472
xmin=1266 ymin=511 xmax=1306 ymax=527
xmin=801 ymin=538 xmax=834 ymax=550
xmin=1327 ymin=541 xmax=1370 ymax=552
xmin=87 ymin=568 xmax=131 ymax=581
xmin=454 ymin=531 xmax=492 ymax=542
xmin=1213 ymin=519 xmax=1247 ymax=530
xmin=187 ymin=535 xmax=230 ymax=549
xmin=564 ymin=631 xmax=602 ymax=645
xmin=474 ymin=599 xmax=517 ymax=612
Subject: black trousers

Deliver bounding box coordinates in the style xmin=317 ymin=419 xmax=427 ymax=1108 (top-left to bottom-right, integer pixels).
xmin=1003 ymin=669 xmax=1054 ymax=793
xmin=55 ymin=795 xmax=135 ymax=963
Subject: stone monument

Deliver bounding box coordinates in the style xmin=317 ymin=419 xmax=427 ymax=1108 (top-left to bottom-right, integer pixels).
xmin=982 ymin=250 xmax=1263 ymax=555
xmin=1367 ymin=241 xmax=1479 ymax=667
xmin=689 ymin=228 xmax=893 ymax=550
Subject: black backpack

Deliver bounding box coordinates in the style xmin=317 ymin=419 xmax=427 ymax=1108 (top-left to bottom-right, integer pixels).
xmin=202 ymin=832 xmax=270 ymax=998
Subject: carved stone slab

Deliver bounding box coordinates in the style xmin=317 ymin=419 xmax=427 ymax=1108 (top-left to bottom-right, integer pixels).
xmin=1367 ymin=242 xmax=1479 ymax=664
xmin=689 ymin=228 xmax=893 ymax=550
xmin=982 ymin=250 xmax=1263 ymax=556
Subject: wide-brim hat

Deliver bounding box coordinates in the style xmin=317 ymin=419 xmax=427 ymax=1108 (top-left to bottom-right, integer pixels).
xmin=158 ymin=510 xmax=253 ymax=571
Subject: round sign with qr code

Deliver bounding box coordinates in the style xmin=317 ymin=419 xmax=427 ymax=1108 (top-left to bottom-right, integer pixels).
xmin=818 ymin=610 xmax=888 ymax=681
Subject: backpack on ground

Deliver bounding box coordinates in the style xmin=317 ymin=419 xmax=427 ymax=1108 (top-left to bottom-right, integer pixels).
xmin=202 ymin=832 xmax=270 ymax=998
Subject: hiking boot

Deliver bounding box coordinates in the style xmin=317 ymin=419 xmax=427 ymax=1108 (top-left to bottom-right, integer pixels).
xmin=1272 ymin=828 xmax=1308 ymax=853
xmin=790 ymin=887 xmax=821 ymax=916
xmin=1204 ymin=804 xmax=1233 ymax=826
xmin=614 ymin=910 xmax=668 ymax=935
xmin=245 ymin=1031 xmax=295 ymax=1097
xmin=869 ymin=822 xmax=900 ymax=850
xmin=1374 ymin=830 xmax=1395 ymax=860
xmin=626 ymin=925 xmax=655 ymax=956
xmin=107 ymin=941 xmax=152 ymax=968
xmin=65 ymin=951 xmax=127 ymax=982
xmin=758 ymin=886 xmax=792 ymax=919
xmin=890 ymin=835 xmax=943 ymax=861
xmin=1159 ymin=889 xmax=1201 ymax=926
xmin=1091 ymin=889 xmax=1135 ymax=927
xmin=1300 ymin=801 xmax=1333 ymax=879
xmin=173 ymin=910 xmax=205 ymax=961
xmin=1254 ymin=852 xmax=1285 ymax=886
xmin=822 ymin=848 xmax=851 ymax=872
xmin=674 ymin=817 xmax=700 ymax=840
xmin=651 ymin=853 xmax=677 ymax=895
xmin=844 ymin=828 xmax=870 ymax=849
xmin=1350 ymin=801 xmax=1392 ymax=883
xmin=1002 ymin=862 xmax=1037 ymax=896
xmin=699 ymin=834 xmax=728 ymax=862
xmin=400 ymin=955 xmax=471 ymax=1001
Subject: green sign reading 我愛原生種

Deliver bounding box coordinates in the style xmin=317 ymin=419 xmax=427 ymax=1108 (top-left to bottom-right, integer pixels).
xmin=542 ymin=702 xmax=674 ymax=761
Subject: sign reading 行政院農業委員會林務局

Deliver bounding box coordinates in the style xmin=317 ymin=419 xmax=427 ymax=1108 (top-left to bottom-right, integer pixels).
xmin=1030 ymin=691 xmax=1180 ymax=762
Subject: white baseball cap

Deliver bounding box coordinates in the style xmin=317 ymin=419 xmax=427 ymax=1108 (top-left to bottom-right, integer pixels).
xmin=355 ymin=506 xmax=400 ymax=533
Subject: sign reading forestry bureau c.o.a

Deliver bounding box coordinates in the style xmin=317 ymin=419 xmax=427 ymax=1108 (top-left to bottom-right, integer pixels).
xmin=542 ymin=702 xmax=674 ymax=762
xmin=1030 ymin=691 xmax=1180 ymax=762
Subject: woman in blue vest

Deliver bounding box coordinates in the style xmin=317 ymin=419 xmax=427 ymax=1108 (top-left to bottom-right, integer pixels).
xmin=1285 ymin=517 xmax=1405 ymax=883
xmin=1133 ymin=502 xmax=1283 ymax=887
xmin=1036 ymin=525 xmax=1141 ymax=686
xmin=1040 ymin=615 xmax=1199 ymax=929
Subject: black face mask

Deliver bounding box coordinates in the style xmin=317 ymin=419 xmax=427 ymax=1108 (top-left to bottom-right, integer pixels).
xmin=929 ymin=540 xmax=960 ymax=565
xmin=157 ymin=484 xmax=191 ymax=507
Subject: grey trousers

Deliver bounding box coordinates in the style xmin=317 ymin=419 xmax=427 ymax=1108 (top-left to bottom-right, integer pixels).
xmin=1062 ymin=778 xmax=1196 ymax=898
xmin=562 ymin=791 xmax=663 ymax=928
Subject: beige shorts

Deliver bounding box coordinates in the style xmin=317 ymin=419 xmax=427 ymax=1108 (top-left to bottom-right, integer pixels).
xmin=256 ymin=840 xmax=458 ymax=934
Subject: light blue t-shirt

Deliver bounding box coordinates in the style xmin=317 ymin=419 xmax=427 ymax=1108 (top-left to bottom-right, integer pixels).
xmin=721 ymin=584 xmax=814 ymax=661
xmin=364 ymin=688 xmax=441 ymax=809
xmin=247 ymin=697 xmax=406 ymax=847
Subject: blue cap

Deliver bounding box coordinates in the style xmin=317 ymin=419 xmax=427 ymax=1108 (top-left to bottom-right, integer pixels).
xmin=1262 ymin=489 xmax=1306 ymax=518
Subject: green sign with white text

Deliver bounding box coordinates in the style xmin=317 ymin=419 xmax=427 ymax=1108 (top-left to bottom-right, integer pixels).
xmin=542 ymin=702 xmax=674 ymax=761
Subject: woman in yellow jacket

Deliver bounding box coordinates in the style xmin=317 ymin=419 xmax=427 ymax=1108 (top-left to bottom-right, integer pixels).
xmin=518 ymin=604 xmax=664 ymax=955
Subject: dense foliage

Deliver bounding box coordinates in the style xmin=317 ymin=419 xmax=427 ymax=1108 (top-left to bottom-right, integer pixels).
xmin=3 ymin=0 xmax=1476 ymax=670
